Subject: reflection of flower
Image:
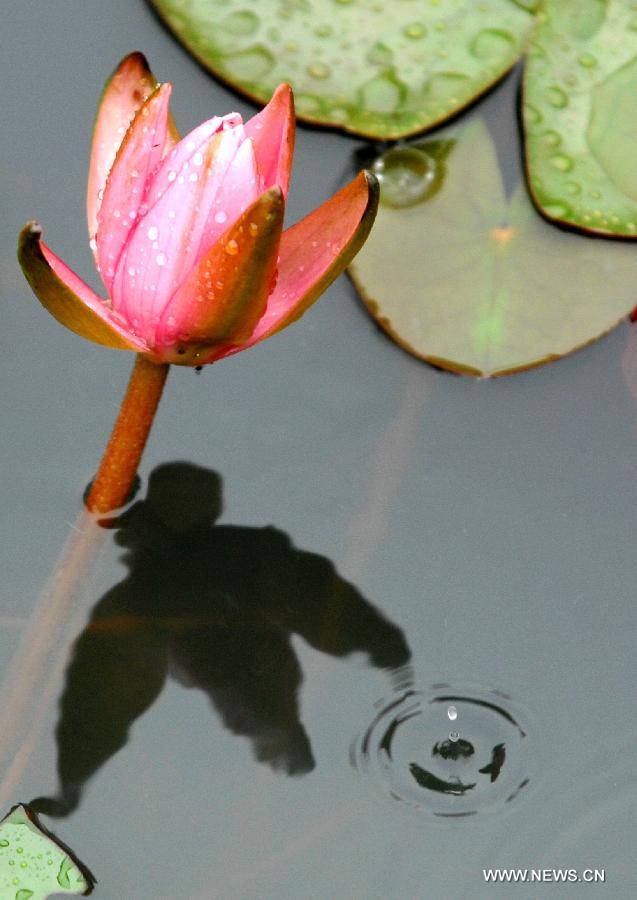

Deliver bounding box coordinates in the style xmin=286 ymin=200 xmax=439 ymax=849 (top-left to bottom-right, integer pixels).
xmin=18 ymin=52 xmax=378 ymax=366
xmin=32 ymin=463 xmax=411 ymax=818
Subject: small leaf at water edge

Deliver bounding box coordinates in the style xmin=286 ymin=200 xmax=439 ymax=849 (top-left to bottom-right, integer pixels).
xmin=150 ymin=0 xmax=537 ymax=140
xmin=349 ymin=119 xmax=637 ymax=378
xmin=524 ymin=0 xmax=637 ymax=237
xmin=0 ymin=805 xmax=94 ymax=898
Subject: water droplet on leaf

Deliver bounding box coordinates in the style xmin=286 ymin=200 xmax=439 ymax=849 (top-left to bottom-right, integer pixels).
xmin=372 ymin=146 xmax=438 ymax=209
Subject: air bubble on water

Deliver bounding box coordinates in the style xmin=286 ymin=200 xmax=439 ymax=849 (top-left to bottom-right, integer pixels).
xmin=447 ymin=705 xmax=458 ymax=721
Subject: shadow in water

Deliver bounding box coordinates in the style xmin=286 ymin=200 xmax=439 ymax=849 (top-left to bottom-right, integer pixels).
xmin=32 ymin=462 xmax=411 ymax=817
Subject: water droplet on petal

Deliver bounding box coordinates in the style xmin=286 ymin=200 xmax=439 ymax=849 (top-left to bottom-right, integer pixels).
xmin=215 ymin=210 xmax=228 ymax=224
xmin=147 ymin=225 xmax=159 ymax=240
xmin=156 ymin=252 xmax=166 ymax=266
xmin=225 ymin=239 xmax=239 ymax=255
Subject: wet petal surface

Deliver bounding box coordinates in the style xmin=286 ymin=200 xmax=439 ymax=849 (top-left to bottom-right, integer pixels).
xmin=96 ymin=85 xmax=172 ymax=297
xmin=17 ymin=223 xmax=145 ymax=352
xmin=159 ymin=187 xmax=284 ymax=364
xmin=87 ymin=52 xmax=161 ymax=244
xmin=238 ymin=170 xmax=378 ymax=353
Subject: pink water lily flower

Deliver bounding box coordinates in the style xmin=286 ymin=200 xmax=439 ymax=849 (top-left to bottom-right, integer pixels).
xmin=19 ymin=53 xmax=378 ymax=366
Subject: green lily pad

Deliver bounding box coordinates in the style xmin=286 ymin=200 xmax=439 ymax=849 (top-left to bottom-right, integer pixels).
xmin=0 ymin=806 xmax=94 ymax=898
xmin=524 ymin=0 xmax=637 ymax=237
xmin=151 ymin=0 xmax=537 ymax=139
xmin=349 ymin=119 xmax=637 ymax=377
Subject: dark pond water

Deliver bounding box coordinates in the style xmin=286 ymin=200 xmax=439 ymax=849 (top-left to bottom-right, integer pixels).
xmin=2 ymin=2 xmax=636 ymax=897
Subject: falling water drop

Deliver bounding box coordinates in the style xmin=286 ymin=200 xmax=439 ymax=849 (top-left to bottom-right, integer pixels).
xmin=351 ymin=685 xmax=534 ymax=818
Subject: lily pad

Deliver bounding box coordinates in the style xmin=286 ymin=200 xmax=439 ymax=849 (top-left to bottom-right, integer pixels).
xmin=0 ymin=805 xmax=94 ymax=898
xmin=349 ymin=119 xmax=637 ymax=377
xmin=150 ymin=0 xmax=537 ymax=139
xmin=524 ymin=0 xmax=637 ymax=237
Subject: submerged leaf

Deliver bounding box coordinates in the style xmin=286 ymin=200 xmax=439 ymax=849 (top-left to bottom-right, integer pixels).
xmin=0 ymin=805 xmax=94 ymax=898
xmin=349 ymin=119 xmax=637 ymax=377
xmin=151 ymin=0 xmax=536 ymax=139
xmin=524 ymin=0 xmax=637 ymax=237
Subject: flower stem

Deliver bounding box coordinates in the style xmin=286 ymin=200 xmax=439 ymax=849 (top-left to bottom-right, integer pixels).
xmin=85 ymin=354 xmax=169 ymax=514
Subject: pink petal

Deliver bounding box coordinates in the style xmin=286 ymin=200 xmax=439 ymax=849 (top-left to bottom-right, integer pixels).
xmin=113 ymin=130 xmax=261 ymax=346
xmin=95 ymin=84 xmax=172 ymax=299
xmin=87 ymin=53 xmax=159 ymax=245
xmin=197 ymin=135 xmax=262 ymax=258
xmin=220 ymin=171 xmax=379 ymax=358
xmin=140 ymin=112 xmax=242 ymax=216
xmin=244 ymin=84 xmax=295 ymax=198
xmin=17 ymin=222 xmax=146 ymax=352
xmin=156 ymin=187 xmax=284 ymax=364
